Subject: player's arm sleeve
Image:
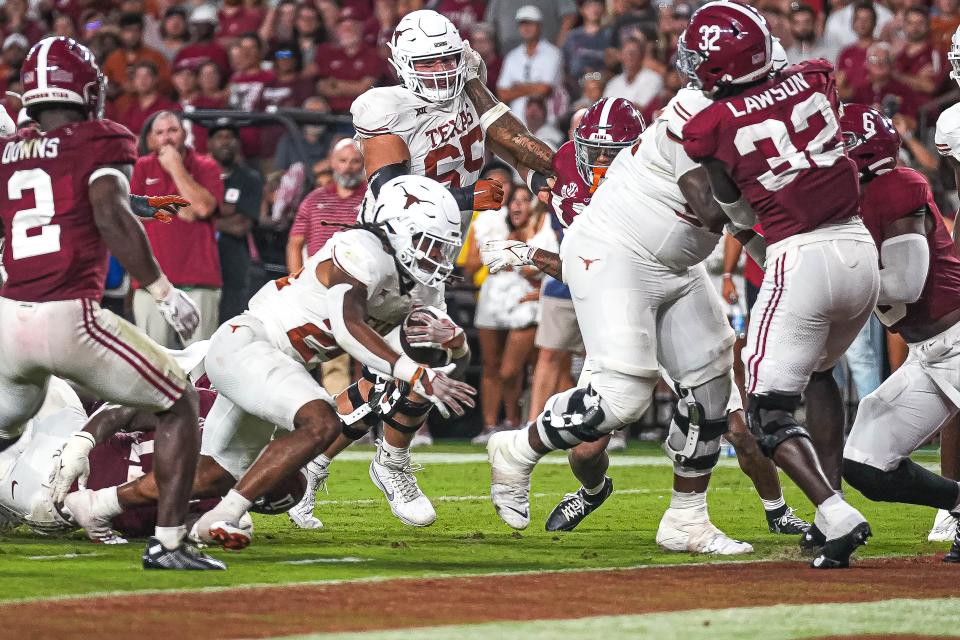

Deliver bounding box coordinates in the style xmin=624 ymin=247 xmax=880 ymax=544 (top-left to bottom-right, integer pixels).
xmin=935 ymin=110 xmax=960 ymax=161
xmin=680 ymin=111 xmax=719 ymax=162
xmin=351 ymin=91 xmax=405 ymax=140
xmin=878 ymin=231 xmax=929 ymax=305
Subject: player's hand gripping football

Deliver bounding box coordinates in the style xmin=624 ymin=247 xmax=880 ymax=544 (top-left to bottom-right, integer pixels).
xmin=404 ymin=309 xmax=464 ymax=350
xmin=481 ymin=239 xmax=536 ymax=274
xmin=473 ymin=179 xmax=504 ymax=210
xmin=129 ymin=194 xmax=191 ymax=223
xmin=412 ymin=369 xmax=477 ymax=419
xmin=462 ymin=39 xmax=487 ymax=84
xmin=50 ymin=431 xmax=96 ymax=504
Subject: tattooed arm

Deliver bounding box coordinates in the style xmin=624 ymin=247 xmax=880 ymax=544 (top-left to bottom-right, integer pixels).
xmin=480 ymin=240 xmax=563 ymax=281
xmin=531 ymin=248 xmax=563 ymax=280
xmin=465 ymin=77 xmax=555 ymax=177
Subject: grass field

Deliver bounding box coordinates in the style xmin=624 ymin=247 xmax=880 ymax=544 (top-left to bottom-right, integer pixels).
xmin=1 ymin=441 xmax=955 ymax=638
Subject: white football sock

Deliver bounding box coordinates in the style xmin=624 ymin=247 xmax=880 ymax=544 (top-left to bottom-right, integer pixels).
xmin=761 ymin=495 xmax=786 ymax=512
xmin=670 ymin=489 xmax=707 ymax=511
xmin=154 ymin=525 xmax=186 ymax=551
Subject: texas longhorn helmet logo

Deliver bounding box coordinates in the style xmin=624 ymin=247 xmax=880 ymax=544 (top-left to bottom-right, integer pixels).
xmin=400 ymin=186 xmax=434 ymax=210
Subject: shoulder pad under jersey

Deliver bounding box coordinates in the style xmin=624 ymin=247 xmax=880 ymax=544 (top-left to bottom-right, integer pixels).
xmin=351 ymin=87 xmax=420 ymax=139
xmin=663 ymin=87 xmax=714 ymax=140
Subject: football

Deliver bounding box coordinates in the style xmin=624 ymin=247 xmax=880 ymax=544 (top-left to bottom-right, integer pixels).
xmin=400 ymin=308 xmax=452 ymax=368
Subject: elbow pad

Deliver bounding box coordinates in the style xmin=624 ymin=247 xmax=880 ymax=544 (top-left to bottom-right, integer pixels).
xmin=878 ymin=234 xmax=929 ymax=305
xmin=716 ymin=196 xmax=758 ymax=230
xmin=368 ymin=161 xmax=410 ymax=199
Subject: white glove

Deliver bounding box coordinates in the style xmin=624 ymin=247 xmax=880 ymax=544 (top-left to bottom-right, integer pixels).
xmin=412 ymin=368 xmax=477 ymax=419
xmin=462 ymin=39 xmax=487 ymax=84
xmin=147 ymin=275 xmax=200 ymax=341
xmin=481 ymin=240 xmax=536 ymax=274
xmin=404 ymin=308 xmax=464 ymax=350
xmin=51 ymin=431 xmax=96 ymax=504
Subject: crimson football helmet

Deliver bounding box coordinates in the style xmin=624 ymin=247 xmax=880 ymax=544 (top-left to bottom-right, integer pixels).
xmin=574 ymin=97 xmax=645 ymax=187
xmin=839 ymin=103 xmax=901 ymax=178
xmin=21 ymin=37 xmax=106 ymax=119
xmin=677 ymin=1 xmax=772 ymax=95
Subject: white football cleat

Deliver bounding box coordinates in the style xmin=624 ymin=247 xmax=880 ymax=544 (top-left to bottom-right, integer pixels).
xmin=606 ymin=429 xmax=627 ymax=452
xmin=488 ymin=431 xmax=531 ymax=530
xmin=369 ymin=442 xmax=436 ymax=526
xmin=63 ymin=489 xmax=128 ymax=544
xmin=928 ymin=509 xmax=958 ymax=542
xmin=193 ymin=508 xmax=253 ymax=550
xmin=656 ymin=507 xmax=754 ymax=555
xmin=288 ymin=463 xmax=328 ymax=529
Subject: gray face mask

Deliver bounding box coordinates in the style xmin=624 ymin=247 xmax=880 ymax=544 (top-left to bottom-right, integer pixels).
xmin=334 ymin=170 xmax=363 ymax=188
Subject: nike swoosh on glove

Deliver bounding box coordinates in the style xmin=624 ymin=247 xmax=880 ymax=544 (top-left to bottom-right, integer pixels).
xmin=480 ymin=240 xmax=536 ymax=274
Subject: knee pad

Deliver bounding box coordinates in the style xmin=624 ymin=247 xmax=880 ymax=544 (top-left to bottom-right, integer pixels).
xmin=536 ymin=386 xmax=625 ymax=450
xmin=664 ymin=376 xmax=731 ymax=476
xmin=843 ymin=458 xmax=960 ymax=510
xmin=746 ymin=393 xmax=810 ymax=458
xmin=374 ymin=380 xmax=432 ymax=434
xmin=336 ymin=381 xmax=382 ymax=441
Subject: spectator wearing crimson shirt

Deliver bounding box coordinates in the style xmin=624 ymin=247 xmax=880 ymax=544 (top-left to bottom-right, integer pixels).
xmin=894 ymin=8 xmax=945 ymax=100
xmin=217 ymin=0 xmax=264 ymax=46
xmin=314 ymin=7 xmax=384 ymax=114
xmin=0 ymin=0 xmax=46 ymax=46
xmin=131 ymin=111 xmax=225 ymax=348
xmin=175 ymin=4 xmax=231 ymax=77
xmin=837 ymin=2 xmax=877 ymax=100
xmin=931 ymin=0 xmax=960 ymax=54
xmin=116 ymin=60 xmax=177 ymax=139
xmin=228 ymin=33 xmax=275 ymax=159
xmin=102 ymin=13 xmax=172 ymax=101
xmin=851 ymin=42 xmax=922 ymax=124
xmin=427 ymin=0 xmax=486 ymax=33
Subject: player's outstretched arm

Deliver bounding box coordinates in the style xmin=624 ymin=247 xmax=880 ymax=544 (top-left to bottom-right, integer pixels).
xmin=677 ymin=166 xmax=728 ymax=233
xmin=51 ymin=404 xmax=145 ymax=504
xmin=464 ymin=77 xmax=554 ymax=177
xmin=318 ymin=260 xmax=475 ymax=417
xmin=480 ymin=239 xmax=562 ymax=280
xmin=89 ymin=165 xmax=201 ymax=341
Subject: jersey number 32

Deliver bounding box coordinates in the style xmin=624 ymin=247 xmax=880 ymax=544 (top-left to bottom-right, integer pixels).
xmin=734 ymin=93 xmax=844 ymax=192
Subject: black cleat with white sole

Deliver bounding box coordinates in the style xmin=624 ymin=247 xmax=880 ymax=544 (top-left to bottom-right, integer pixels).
xmin=545 ymin=477 xmax=613 ymax=532
xmin=766 ymin=506 xmax=810 ymax=535
xmin=799 ymin=523 xmax=827 ymax=555
xmin=142 ymin=537 xmax=227 ymax=570
xmin=810 ymin=522 xmax=871 ymax=569
xmin=944 ymin=521 xmax=960 ymax=563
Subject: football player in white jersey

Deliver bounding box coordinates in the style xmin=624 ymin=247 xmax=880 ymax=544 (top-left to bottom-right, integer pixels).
xmin=352 ymin=9 xmax=555 ymax=229
xmin=929 ymin=24 xmax=960 ymax=544
xmin=164 ymin=176 xmax=477 ymax=548
xmin=478 ymin=58 xmax=784 ymax=552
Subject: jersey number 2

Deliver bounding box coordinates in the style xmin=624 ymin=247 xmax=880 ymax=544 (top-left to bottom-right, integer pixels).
xmin=9 ymin=169 xmax=60 ymax=260
xmin=734 ymin=93 xmax=844 ymax=192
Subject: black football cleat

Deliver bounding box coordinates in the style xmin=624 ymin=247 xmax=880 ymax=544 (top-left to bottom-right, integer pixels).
xmin=142 ymin=537 xmax=227 ymax=570
xmin=811 ymin=521 xmax=871 ymax=569
xmin=767 ymin=506 xmax=810 ymax=535
xmin=944 ymin=523 xmax=960 ymax=564
xmin=545 ymin=477 xmax=613 ymax=532
xmin=799 ymin=523 xmax=827 ymax=555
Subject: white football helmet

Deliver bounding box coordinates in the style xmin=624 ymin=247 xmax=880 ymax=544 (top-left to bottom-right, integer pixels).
xmin=371 ymin=175 xmax=463 ymax=287
xmin=388 ymin=10 xmax=466 ymax=103
xmin=950 ymin=25 xmax=960 ymax=86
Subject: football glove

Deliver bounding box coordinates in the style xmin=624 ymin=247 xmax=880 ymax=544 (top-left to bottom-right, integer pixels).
xmin=462 ymin=40 xmax=487 ymax=84
xmin=130 ymin=194 xmax=191 ymax=223
xmin=147 ymin=275 xmax=201 ymax=341
xmin=50 ymin=431 xmax=96 ymax=504
xmin=404 ymin=309 xmax=464 ymax=350
xmin=481 ymin=239 xmax=536 ymax=274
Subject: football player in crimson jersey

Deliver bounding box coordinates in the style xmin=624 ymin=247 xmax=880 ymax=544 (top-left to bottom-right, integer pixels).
xmin=679 ymin=1 xmax=880 ymax=568
xmin=0 ymin=378 xmax=305 ymax=542
xmin=838 ymin=105 xmax=960 ymax=563
xmin=0 ymin=37 xmax=223 ymax=569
